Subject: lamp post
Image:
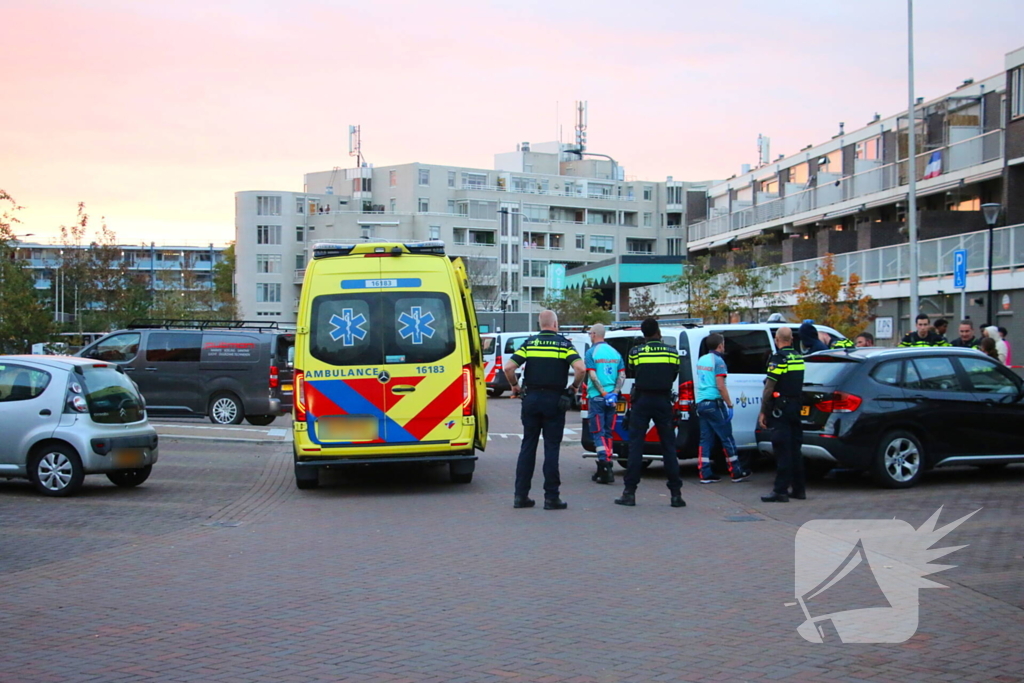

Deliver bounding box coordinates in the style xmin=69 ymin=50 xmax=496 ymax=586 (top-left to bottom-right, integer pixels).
xmin=982 ymin=202 xmax=1002 ymax=325
xmin=906 ymin=0 xmax=921 ymax=321
xmin=499 ymin=291 xmax=510 ymax=333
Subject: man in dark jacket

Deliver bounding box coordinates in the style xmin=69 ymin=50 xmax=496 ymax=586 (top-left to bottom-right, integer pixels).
xmin=798 ymin=321 xmax=828 ymax=354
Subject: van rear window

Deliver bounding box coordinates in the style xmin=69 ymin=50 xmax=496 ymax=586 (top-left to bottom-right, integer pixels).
xmin=481 ymin=337 xmax=496 ymax=355
xmin=310 ymin=292 xmax=456 ymax=366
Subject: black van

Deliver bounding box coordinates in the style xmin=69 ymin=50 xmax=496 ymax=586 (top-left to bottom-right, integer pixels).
xmin=79 ymin=320 xmax=294 ymax=425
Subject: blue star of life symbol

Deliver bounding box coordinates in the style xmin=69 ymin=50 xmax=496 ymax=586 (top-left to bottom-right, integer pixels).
xmin=398 ymin=306 xmax=436 ymax=345
xmin=329 ymin=308 xmax=368 ymax=346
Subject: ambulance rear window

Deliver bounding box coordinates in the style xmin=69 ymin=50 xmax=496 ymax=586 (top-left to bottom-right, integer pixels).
xmin=309 ymin=292 xmax=456 ymax=366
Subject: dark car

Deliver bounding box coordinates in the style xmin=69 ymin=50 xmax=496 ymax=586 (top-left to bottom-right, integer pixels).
xmin=757 ymin=347 xmax=1024 ymax=488
xmin=79 ymin=321 xmax=294 ymax=426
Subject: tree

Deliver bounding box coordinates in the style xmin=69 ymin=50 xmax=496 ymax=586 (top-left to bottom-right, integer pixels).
xmin=793 ymin=253 xmax=875 ymax=338
xmin=628 ymin=287 xmax=659 ymax=319
xmin=212 ymin=243 xmax=239 ymax=318
xmin=539 ymin=278 xmax=612 ymax=326
xmin=727 ymin=243 xmax=788 ymax=322
xmin=665 ymin=255 xmax=730 ymax=323
xmin=81 ymin=222 xmax=153 ymax=330
xmin=0 ymin=190 xmax=55 ymax=352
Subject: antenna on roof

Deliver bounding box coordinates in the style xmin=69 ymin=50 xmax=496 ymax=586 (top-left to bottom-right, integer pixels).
xmin=349 ymin=125 xmax=363 ymax=168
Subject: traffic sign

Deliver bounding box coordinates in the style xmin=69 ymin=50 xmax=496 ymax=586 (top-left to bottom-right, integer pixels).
xmin=953 ymin=249 xmax=967 ymax=289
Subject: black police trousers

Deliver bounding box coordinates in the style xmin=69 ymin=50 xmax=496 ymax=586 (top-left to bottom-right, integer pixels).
xmin=770 ymin=402 xmax=805 ymax=496
xmin=624 ymin=393 xmax=681 ymax=495
xmin=515 ymin=389 xmax=566 ymax=499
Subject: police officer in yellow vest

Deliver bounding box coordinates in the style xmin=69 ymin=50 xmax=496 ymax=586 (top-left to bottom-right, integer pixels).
xmin=615 ymin=318 xmax=685 ymax=508
xmin=759 ymin=327 xmax=806 ymax=503
xmin=504 ymin=310 xmax=585 ymax=510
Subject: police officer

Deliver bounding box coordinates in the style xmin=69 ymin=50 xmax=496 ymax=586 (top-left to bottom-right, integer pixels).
xmin=759 ymin=326 xmax=806 ymax=503
xmin=830 ymin=337 xmax=855 ymax=349
xmin=899 ymin=313 xmax=951 ymax=347
xmin=615 ymin=318 xmax=685 ymax=508
xmin=504 ymin=310 xmax=585 ymax=510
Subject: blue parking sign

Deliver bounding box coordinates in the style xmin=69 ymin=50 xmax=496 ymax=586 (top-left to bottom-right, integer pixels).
xmin=953 ymin=249 xmax=967 ymax=289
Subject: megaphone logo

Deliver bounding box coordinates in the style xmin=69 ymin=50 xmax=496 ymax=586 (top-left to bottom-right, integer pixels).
xmin=793 ymin=507 xmax=979 ymax=643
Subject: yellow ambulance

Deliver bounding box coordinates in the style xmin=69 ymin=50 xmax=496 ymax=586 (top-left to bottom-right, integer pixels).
xmin=291 ymin=240 xmax=487 ymax=489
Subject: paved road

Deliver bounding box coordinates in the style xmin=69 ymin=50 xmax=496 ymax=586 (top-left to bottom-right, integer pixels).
xmin=0 ymin=397 xmax=1021 ymax=682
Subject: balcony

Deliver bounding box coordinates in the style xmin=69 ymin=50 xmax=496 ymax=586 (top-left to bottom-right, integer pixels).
xmin=688 ymin=129 xmax=1004 ymax=246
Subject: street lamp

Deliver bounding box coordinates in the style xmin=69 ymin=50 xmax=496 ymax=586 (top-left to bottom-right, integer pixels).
xmin=982 ymin=202 xmax=1002 ymax=325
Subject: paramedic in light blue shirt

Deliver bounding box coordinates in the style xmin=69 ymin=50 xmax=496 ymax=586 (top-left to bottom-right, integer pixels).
xmin=695 ymin=333 xmax=749 ymax=484
xmin=585 ymin=323 xmax=625 ymax=485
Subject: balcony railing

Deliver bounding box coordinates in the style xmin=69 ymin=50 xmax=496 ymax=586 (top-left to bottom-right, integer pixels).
xmin=454 ymin=183 xmax=638 ymax=201
xmin=689 ymin=129 xmax=1004 ymax=244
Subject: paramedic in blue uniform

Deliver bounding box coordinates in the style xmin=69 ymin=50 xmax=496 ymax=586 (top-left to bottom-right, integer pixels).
xmin=504 ymin=310 xmax=585 ymax=510
xmin=615 ymin=318 xmax=685 ymax=509
xmin=585 ymin=323 xmax=625 ymax=485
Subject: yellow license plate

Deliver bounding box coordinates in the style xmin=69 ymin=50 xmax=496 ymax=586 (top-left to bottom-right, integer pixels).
xmin=616 ymin=401 xmax=627 ymax=413
xmin=112 ymin=449 xmax=145 ymax=467
xmin=800 ymin=406 xmax=810 ymax=416
xmin=282 ymin=383 xmax=293 ymax=392
xmin=317 ymin=415 xmax=379 ymax=442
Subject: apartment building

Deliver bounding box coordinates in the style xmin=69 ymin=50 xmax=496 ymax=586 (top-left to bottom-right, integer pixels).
xmin=640 ymin=44 xmax=1024 ymax=342
xmin=235 ymin=141 xmax=712 ymax=323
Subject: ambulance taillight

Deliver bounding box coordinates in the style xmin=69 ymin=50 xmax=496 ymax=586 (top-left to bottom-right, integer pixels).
xmin=461 ymin=365 xmax=474 ymax=416
xmin=294 ymin=371 xmax=307 ymax=421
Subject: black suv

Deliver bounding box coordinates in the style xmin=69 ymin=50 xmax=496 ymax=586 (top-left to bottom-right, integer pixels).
xmin=757 ymin=347 xmax=1024 ymax=488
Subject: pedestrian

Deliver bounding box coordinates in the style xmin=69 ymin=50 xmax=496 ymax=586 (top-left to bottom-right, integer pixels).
xmin=759 ymin=327 xmax=806 ymax=503
xmin=855 ymin=331 xmax=874 ymax=347
xmin=998 ymin=327 xmax=1012 ymax=365
xmin=695 ymin=332 xmax=750 ymax=484
xmin=830 ymin=336 xmax=855 ymax=349
xmin=979 ymin=337 xmax=1000 ymax=361
xmin=615 ymin=318 xmax=685 ymax=508
xmin=799 ymin=321 xmax=828 ymax=353
xmin=933 ymin=318 xmax=949 ymax=342
xmin=950 ymin=319 xmax=978 ymax=349
xmin=899 ymin=313 xmax=950 ymax=347
xmin=584 ymin=323 xmax=625 ymax=485
xmin=504 ymin=310 xmax=585 ymax=510
xmin=983 ymin=326 xmax=1008 ymax=365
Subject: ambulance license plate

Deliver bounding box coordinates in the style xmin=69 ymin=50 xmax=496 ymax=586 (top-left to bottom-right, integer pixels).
xmin=616 ymin=401 xmax=626 ymax=414
xmin=800 ymin=406 xmax=810 ymax=416
xmin=317 ymin=415 xmax=379 ymax=442
xmin=112 ymin=449 xmax=145 ymax=468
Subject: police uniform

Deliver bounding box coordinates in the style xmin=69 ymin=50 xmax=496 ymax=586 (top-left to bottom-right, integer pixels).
xmin=899 ymin=331 xmax=951 ymax=347
xmin=766 ymin=345 xmax=806 ymax=498
xmin=950 ymin=337 xmax=979 ymax=349
xmin=511 ymin=331 xmax=581 ymax=502
xmin=623 ymin=339 xmax=682 ymax=496
xmin=830 ymin=338 xmax=855 ymax=349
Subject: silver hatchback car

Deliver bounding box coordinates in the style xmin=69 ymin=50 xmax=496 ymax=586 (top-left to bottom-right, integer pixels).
xmin=0 ymin=355 xmax=159 ymax=496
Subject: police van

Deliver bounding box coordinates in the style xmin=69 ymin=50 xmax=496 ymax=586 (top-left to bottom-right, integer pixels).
xmin=482 ymin=331 xmax=589 ymax=401
xmin=292 ymin=240 xmax=487 ymax=489
xmin=579 ymin=320 xmax=846 ymax=467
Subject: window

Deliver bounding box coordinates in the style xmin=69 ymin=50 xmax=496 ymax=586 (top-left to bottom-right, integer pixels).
xmin=463 ymin=172 xmax=487 ymax=188
xmin=626 ymin=239 xmax=653 ymax=254
xmin=469 ymin=229 xmax=495 ymax=246
xmin=512 ymin=244 xmax=519 ymax=264
xmin=79 ymin=365 xmax=143 ymax=424
xmin=667 ymin=238 xmax=683 ymax=256
xmin=256 ymin=283 xmax=282 ymax=303
xmin=643 ymin=186 xmax=653 ymax=201
xmin=453 ymin=228 xmax=467 ymax=245
xmin=959 ymin=356 xmax=1020 ymax=394
xmin=418 ymin=168 xmax=430 ymax=186
xmin=389 ymin=170 xmax=397 ymax=187
xmin=296 ymin=226 xmax=304 ymax=242
xmin=295 ymin=253 xmax=306 ymax=269
xmin=295 ymin=197 xmax=305 ymax=214
xmin=257 ymin=225 xmax=281 ymax=245
xmin=256 ymin=254 xmax=282 ymax=273
xmin=564 ymin=182 xmax=575 ymax=197
xmin=447 ymin=200 xmax=456 ymax=214
xmin=418 ymin=198 xmax=429 ymax=213
xmin=703 ymin=330 xmax=772 ymax=375
xmin=0 ymin=364 xmax=51 ymax=402
xmin=83 ymin=333 xmax=140 ymax=363
xmin=575 ymin=234 xmax=585 ymax=250
xmin=448 ymin=170 xmax=456 ymax=188
xmin=429 ymin=225 xmax=440 ymax=240
xmin=870 ymin=360 xmax=901 ymax=386
xmin=256 ymin=196 xmax=281 ymax=216
xmin=145 ymin=333 xmax=201 ymax=363
xmin=904 ymin=357 xmax=962 ymax=391
xmin=590 ymin=235 xmax=614 ymax=254
xmin=309 ymin=292 xmax=455 ymax=366
xmin=643 ymin=212 xmax=652 ymax=227
xmin=666 ymin=186 xmax=682 ymax=204
xmin=1012 ymin=67 xmax=1024 ymax=119
xmin=390 ymin=198 xmax=397 ymax=213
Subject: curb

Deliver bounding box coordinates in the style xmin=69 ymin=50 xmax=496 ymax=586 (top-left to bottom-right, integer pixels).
xmin=157 ymin=434 xmax=290 ymax=446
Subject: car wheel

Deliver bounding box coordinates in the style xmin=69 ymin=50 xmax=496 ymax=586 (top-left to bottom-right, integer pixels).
xmin=295 ymin=464 xmax=319 ymax=490
xmin=873 ymin=430 xmax=924 ymax=488
xmin=30 ymin=444 xmax=85 ymax=497
xmin=449 ymin=461 xmax=474 ymax=484
xmin=107 ymin=465 xmax=153 ymax=488
xmin=488 ymin=388 xmax=504 ymax=398
xmin=209 ymin=393 xmax=244 ymax=425
xmin=245 ymin=415 xmax=276 ymax=426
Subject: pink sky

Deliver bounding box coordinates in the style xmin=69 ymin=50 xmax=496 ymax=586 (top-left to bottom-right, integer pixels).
xmin=2 ymin=0 xmax=1022 ymax=245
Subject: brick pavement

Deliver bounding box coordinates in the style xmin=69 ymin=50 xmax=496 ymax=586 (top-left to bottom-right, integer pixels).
xmin=0 ymin=401 xmax=1020 ymax=682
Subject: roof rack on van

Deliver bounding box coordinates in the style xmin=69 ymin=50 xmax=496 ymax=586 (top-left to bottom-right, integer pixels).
xmin=609 ymin=317 xmax=703 ymax=331
xmin=126 ymin=319 xmax=284 ymax=332
xmin=313 ymin=240 xmax=447 ymax=260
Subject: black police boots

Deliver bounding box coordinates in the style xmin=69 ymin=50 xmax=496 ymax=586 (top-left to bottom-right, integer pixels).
xmin=544 ymin=497 xmax=568 ymax=510
xmin=614 ymin=489 xmax=636 ymax=506
xmin=513 ymin=496 xmax=536 ymax=509
xmin=670 ymin=494 xmax=686 ymax=508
